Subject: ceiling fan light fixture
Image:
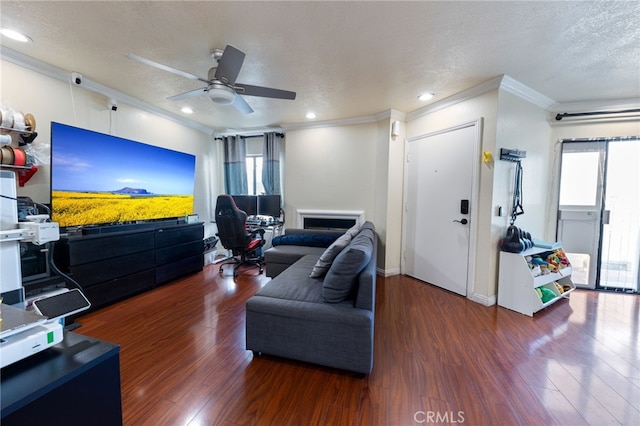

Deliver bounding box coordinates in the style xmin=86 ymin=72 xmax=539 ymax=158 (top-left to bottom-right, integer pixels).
xmin=207 ymin=83 xmax=236 ymax=105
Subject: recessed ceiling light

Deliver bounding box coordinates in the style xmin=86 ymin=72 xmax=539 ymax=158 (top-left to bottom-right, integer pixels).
xmin=306 ymin=112 xmax=316 ymax=119
xmin=418 ymin=93 xmax=434 ymax=101
xmin=181 ymin=106 xmax=194 ymax=114
xmin=0 ymin=28 xmax=32 ymax=43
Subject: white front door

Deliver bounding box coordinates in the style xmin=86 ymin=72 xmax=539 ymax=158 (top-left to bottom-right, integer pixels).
xmin=403 ymin=120 xmax=481 ymax=296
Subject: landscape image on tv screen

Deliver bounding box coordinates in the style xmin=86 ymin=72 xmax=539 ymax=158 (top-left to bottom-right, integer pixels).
xmin=51 ymin=122 xmax=196 ymax=228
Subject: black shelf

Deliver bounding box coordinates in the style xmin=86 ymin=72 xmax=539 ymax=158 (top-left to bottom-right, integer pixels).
xmin=54 ymin=222 xmax=204 ymax=310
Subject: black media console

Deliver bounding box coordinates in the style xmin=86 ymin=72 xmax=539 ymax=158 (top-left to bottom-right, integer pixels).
xmin=1 ymin=332 xmax=122 ymax=425
xmin=54 ymin=222 xmax=204 ymax=311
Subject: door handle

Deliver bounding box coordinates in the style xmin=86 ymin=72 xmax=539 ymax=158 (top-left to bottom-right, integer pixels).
xmin=453 ymin=218 xmax=468 ymax=225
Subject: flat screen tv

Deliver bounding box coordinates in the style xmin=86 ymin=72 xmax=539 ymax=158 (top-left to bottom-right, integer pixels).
xmin=51 ymin=122 xmax=196 ymax=229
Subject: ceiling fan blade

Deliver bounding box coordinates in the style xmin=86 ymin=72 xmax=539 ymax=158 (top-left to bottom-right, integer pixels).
xmin=125 ymin=53 xmax=210 ymax=84
xmin=214 ymin=45 xmax=245 ymax=86
xmin=231 ymin=95 xmax=254 ymax=114
xmin=167 ymin=87 xmax=209 ymax=101
xmin=235 ymin=83 xmax=296 ymax=100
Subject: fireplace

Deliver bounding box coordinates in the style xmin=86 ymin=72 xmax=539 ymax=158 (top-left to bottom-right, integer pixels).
xmin=296 ymin=209 xmax=365 ymax=230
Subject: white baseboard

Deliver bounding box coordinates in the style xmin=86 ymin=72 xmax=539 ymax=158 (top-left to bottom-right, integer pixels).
xmin=468 ymin=292 xmax=496 ymax=306
xmin=377 ymin=267 xmax=400 ymax=277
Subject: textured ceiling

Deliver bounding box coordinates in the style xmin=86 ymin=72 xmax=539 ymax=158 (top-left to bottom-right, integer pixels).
xmin=1 ymin=1 xmax=639 ymax=133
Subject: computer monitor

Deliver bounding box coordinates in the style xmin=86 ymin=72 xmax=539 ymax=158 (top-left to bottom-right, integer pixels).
xmin=257 ymin=195 xmax=282 ymax=218
xmin=231 ymin=195 xmax=258 ymax=216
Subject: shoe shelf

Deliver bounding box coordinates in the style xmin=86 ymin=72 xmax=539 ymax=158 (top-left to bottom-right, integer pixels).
xmin=498 ymin=246 xmax=575 ymax=317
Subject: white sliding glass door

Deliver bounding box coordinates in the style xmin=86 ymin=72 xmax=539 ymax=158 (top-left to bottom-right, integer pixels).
xmin=557 ymin=138 xmax=639 ymax=293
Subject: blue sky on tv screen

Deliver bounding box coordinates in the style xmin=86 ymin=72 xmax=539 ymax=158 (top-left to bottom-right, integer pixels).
xmin=52 ymin=123 xmax=196 ymax=195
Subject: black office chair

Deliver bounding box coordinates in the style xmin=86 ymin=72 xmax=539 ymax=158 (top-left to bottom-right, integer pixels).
xmin=215 ymin=194 xmax=265 ymax=277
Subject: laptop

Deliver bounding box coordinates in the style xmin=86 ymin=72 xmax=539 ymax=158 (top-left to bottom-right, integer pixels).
xmin=0 ymin=303 xmax=47 ymax=340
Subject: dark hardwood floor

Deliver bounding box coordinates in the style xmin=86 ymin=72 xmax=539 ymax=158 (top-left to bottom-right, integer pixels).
xmin=74 ymin=264 xmax=640 ymax=425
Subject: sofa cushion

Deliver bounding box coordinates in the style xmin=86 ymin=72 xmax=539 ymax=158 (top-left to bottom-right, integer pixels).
xmin=345 ymin=222 xmax=362 ymax=237
xmin=265 ymin=245 xmax=326 ymax=265
xmin=307 ymin=223 xmax=364 ymax=278
xmin=272 ymin=234 xmax=338 ymax=248
xmin=257 ymin=255 xmax=324 ymax=303
xmin=322 ymin=230 xmax=374 ymax=303
xmin=309 ymin=232 xmax=352 ymax=278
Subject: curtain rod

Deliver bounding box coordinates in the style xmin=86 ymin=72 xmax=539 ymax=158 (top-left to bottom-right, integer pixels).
xmin=561 ymin=136 xmax=640 ymax=143
xmin=555 ymin=108 xmax=640 ymax=121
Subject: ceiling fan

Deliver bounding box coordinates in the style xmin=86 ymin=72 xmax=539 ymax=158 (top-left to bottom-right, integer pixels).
xmin=125 ymin=45 xmax=296 ymax=114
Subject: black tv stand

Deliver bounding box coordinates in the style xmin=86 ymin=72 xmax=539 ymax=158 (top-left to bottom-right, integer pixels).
xmin=54 ymin=222 xmax=204 ymax=311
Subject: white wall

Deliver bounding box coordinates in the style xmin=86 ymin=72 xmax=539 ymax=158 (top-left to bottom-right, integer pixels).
xmin=283 ymin=117 xmax=405 ymax=276
xmin=495 ymin=90 xmax=552 ymax=238
xmin=492 ymin=90 xmax=553 ymax=299
xmin=376 ymin=116 xmax=406 ymax=275
xmin=1 ymin=59 xmax=220 ymax=238
xmin=283 ymin=123 xmax=378 ymax=224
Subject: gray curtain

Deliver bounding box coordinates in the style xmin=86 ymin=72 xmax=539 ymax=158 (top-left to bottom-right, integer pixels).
xmin=223 ymin=135 xmax=248 ymax=195
xmin=262 ymin=132 xmax=283 ymax=195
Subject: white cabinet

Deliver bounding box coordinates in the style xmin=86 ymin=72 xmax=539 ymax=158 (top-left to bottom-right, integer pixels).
xmin=1 ymin=170 xmax=23 ymax=302
xmin=498 ymin=246 xmax=575 ymax=316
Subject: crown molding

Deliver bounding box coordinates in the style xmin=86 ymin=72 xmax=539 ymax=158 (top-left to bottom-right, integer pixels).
xmin=0 ymin=46 xmax=215 ymax=136
xmin=282 ymin=108 xmax=408 ymax=132
xmin=499 ymin=75 xmax=557 ymax=109
xmin=406 ymin=75 xmax=505 ymax=121
xmin=281 ymin=115 xmax=378 ymax=131
xmin=375 ymin=109 xmax=407 ymax=122
xmin=407 ymin=74 xmax=563 ymax=122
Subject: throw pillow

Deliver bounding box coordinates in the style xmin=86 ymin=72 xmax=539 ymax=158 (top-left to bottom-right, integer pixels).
xmin=322 ymin=234 xmax=372 ymax=303
xmin=309 ymin=232 xmax=352 ymax=278
xmin=345 ymin=223 xmax=362 ymax=238
xmin=271 ymin=234 xmax=338 ymax=248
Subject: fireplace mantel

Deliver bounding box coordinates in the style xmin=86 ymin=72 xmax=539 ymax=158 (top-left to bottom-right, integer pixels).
xmin=296 ymin=209 xmax=365 ymax=230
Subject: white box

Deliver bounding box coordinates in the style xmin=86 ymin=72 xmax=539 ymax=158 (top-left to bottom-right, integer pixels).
xmin=204 ymin=250 xmax=217 ymax=265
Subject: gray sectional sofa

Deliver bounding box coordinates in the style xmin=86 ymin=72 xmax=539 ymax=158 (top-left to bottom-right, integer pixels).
xmin=245 ymin=222 xmax=377 ymax=374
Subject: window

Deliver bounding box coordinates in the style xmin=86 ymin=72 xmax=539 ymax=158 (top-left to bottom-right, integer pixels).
xmin=559 ymin=151 xmax=601 ymax=206
xmin=245 ymin=155 xmax=264 ymax=195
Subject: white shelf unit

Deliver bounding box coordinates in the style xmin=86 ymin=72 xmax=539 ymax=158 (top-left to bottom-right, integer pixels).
xmin=498 ymin=246 xmax=575 ymax=316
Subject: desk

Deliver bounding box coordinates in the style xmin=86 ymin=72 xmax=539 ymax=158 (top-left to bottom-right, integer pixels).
xmin=262 ymin=223 xmax=284 ymax=250
xmin=1 ymin=332 xmax=122 ymax=425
